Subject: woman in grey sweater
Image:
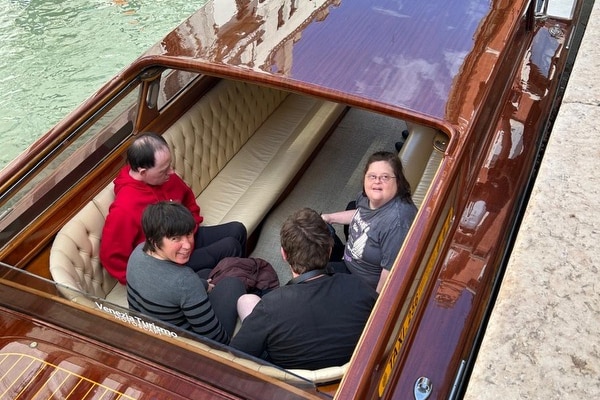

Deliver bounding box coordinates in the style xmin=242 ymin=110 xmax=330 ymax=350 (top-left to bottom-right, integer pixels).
xmin=126 ymin=201 xmax=245 ymax=344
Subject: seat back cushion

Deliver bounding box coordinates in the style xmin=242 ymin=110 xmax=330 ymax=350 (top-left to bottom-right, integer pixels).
xmin=399 ymin=123 xmax=438 ymax=193
xmin=50 ymin=183 xmax=121 ymax=304
xmin=197 ymin=96 xmax=345 ymax=232
xmin=164 ymin=79 xmax=289 ymax=197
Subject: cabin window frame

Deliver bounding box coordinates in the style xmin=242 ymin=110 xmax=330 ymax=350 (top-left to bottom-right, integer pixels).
xmin=0 ymin=79 xmax=142 ymax=251
xmin=535 ymin=0 xmax=578 ymax=19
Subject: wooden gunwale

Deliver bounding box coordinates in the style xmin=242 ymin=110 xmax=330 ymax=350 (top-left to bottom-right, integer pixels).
xmin=362 ymin=16 xmax=576 ymax=400
xmin=0 ymin=276 xmax=325 ymax=399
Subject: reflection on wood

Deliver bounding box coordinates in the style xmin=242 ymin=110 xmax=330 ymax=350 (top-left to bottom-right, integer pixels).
xmin=0 ymin=341 xmax=180 ymax=400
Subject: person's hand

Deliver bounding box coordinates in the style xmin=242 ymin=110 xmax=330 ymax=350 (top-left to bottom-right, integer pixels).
xmin=207 ymin=278 xmax=215 ymax=293
xmin=321 ymin=213 xmax=330 ymax=224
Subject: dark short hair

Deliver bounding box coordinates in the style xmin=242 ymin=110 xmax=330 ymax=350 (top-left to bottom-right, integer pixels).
xmin=280 ymin=208 xmax=333 ymax=274
xmin=363 ymin=151 xmax=413 ymax=203
xmin=127 ymin=132 xmax=170 ymax=172
xmin=142 ymin=201 xmax=196 ymax=253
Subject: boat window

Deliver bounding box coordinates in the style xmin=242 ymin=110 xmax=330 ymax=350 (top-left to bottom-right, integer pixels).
xmin=535 ymin=0 xmax=577 ymax=19
xmin=156 ymin=69 xmax=201 ymax=110
xmin=0 ymin=82 xmax=140 ymax=244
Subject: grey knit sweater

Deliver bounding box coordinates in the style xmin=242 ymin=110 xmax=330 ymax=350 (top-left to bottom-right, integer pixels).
xmin=126 ymin=244 xmax=229 ymax=343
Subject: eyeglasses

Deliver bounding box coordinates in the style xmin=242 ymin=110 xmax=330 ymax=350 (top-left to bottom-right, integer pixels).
xmin=365 ymin=174 xmax=396 ymax=183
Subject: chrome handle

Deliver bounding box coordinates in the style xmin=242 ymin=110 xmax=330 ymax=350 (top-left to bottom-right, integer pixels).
xmin=414 ymin=376 xmax=433 ymax=400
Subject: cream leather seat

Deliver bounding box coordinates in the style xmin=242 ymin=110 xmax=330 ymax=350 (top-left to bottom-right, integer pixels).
xmin=49 ymin=184 xmax=127 ymax=308
xmin=399 ymin=122 xmax=448 ymax=208
xmin=178 ymin=336 xmax=349 ymax=385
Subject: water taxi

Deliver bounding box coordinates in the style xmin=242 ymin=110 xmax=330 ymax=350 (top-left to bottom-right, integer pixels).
xmin=0 ymin=0 xmax=587 ymax=398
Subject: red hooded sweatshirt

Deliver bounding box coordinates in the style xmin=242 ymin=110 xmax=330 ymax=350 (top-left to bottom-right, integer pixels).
xmin=99 ymin=166 xmax=203 ymax=284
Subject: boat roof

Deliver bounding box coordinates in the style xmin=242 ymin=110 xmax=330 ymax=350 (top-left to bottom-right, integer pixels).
xmin=141 ymin=0 xmax=528 ymax=124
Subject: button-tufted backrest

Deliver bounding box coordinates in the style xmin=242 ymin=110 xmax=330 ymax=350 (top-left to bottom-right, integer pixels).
xmin=164 ymin=79 xmax=289 ymax=196
xmin=49 ymin=184 xmax=120 ymax=303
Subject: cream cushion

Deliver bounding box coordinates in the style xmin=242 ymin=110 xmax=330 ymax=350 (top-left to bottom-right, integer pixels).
xmin=197 ymin=95 xmax=344 ymax=232
xmin=178 ymin=337 xmax=348 ymax=385
xmin=399 ymin=122 xmax=447 ymax=208
xmin=49 ymin=184 xmax=127 ymax=308
xmin=164 ymin=79 xmax=345 ymax=233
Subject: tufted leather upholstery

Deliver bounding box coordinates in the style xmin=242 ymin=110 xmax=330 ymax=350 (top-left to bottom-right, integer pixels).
xmin=49 ymin=183 xmax=127 ymax=308
xmin=164 ymin=80 xmax=289 ymax=196
xmin=165 ymin=79 xmax=346 ymax=233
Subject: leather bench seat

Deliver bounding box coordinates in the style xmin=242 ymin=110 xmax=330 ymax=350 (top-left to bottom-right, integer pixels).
xmin=171 ymin=84 xmax=345 ymax=234
xmin=50 ymin=183 xmax=125 ymax=308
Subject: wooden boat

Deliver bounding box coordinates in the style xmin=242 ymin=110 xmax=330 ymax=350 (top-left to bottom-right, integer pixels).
xmin=0 ymin=0 xmax=588 ymax=398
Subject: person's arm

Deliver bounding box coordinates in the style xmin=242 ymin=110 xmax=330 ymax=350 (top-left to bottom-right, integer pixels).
xmin=230 ymin=300 xmax=270 ymax=357
xmin=182 ymin=188 xmax=203 ymax=226
xmin=180 ymin=272 xmax=229 ymax=343
xmin=321 ymin=209 xmax=356 ymax=225
xmin=376 ymin=210 xmax=413 ymax=293
xmin=100 ymin=207 xmax=139 ymax=285
xmin=376 ymin=269 xmax=390 ymax=294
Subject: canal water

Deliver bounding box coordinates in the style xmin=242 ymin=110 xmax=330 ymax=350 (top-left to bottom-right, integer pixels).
xmin=0 ymin=0 xmax=207 ymax=170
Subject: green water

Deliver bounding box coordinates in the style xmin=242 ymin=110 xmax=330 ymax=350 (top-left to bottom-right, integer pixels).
xmin=0 ymin=0 xmax=207 ymax=169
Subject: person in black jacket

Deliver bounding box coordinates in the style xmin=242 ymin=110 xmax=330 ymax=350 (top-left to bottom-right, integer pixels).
xmin=231 ymin=208 xmax=377 ymax=370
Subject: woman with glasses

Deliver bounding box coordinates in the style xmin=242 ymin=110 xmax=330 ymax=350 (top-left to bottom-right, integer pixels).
xmin=321 ymin=151 xmax=417 ymax=292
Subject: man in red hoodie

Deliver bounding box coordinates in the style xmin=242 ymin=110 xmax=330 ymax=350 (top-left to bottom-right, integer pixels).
xmin=100 ymin=132 xmax=246 ymax=285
